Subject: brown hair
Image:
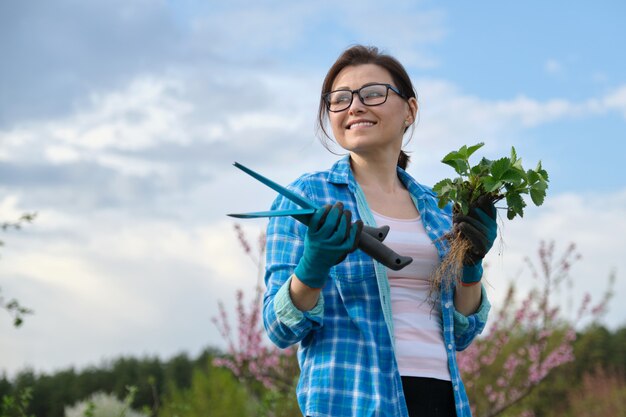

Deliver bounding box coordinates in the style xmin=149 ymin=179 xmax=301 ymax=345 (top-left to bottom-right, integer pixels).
xmin=317 ymin=45 xmax=417 ymax=169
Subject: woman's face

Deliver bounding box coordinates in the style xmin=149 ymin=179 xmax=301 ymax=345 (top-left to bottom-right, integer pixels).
xmin=328 ymin=64 xmax=417 ymax=158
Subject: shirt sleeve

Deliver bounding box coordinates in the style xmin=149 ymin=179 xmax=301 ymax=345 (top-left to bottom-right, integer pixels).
xmin=453 ymin=284 xmax=491 ymax=351
xmin=274 ymin=276 xmax=324 ymax=327
xmin=262 ymin=179 xmax=324 ymax=349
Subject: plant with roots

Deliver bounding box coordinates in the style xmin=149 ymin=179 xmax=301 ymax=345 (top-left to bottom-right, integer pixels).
xmin=432 ymin=143 xmax=548 ymax=289
xmin=457 ymin=241 xmax=615 ymax=417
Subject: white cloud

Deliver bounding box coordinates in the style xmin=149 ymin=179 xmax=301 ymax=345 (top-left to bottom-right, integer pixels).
xmin=0 ymin=195 xmax=27 ymax=221
xmin=408 ymin=80 xmax=626 ymax=177
xmin=44 ymin=145 xmax=82 ymax=164
xmin=59 ymin=77 xmax=192 ymax=151
xmin=0 ymin=208 xmax=261 ymax=376
xmin=485 ymin=188 xmax=626 ymax=329
xmin=602 ymin=85 xmax=626 ymax=118
xmin=0 ymin=76 xmax=192 ymax=177
xmin=417 ymin=78 xmax=625 ymax=136
xmin=0 ymin=68 xmax=323 ymax=177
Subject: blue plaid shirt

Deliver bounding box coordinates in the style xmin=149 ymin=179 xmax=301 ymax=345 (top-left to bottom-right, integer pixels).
xmin=263 ymin=156 xmax=490 ymax=417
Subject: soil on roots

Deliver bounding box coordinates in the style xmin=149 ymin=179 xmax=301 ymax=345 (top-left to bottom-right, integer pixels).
xmin=431 ymin=231 xmax=473 ymax=294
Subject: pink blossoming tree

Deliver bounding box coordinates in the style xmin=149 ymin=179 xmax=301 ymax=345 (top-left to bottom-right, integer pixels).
xmin=458 ymin=241 xmax=614 ymax=417
xmin=212 ymin=225 xmax=298 ymax=401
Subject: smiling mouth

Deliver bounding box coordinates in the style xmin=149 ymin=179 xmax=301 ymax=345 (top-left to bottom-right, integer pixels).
xmin=347 ymin=121 xmax=376 ymax=130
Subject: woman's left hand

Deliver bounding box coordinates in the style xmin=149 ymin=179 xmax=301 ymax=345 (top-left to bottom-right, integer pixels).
xmin=453 ymin=197 xmax=497 ymax=265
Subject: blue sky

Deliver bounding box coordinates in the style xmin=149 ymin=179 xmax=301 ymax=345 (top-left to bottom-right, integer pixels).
xmin=442 ymin=3 xmax=625 ymax=96
xmin=1 ymin=0 xmax=625 ymax=377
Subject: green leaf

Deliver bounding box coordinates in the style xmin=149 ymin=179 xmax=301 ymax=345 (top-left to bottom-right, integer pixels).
xmin=532 ymin=179 xmax=548 ymax=191
xmin=448 ymin=188 xmax=458 ymax=202
xmin=507 ymin=208 xmax=516 ymax=220
xmin=530 ymin=179 xmax=548 ymax=206
xmin=457 ymin=186 xmax=471 ymax=207
xmin=526 ymin=169 xmax=540 ymax=184
xmin=456 ymin=199 xmax=469 ymax=215
xmin=470 ymin=157 xmax=492 ymax=177
xmin=530 ymin=187 xmax=546 ymax=206
xmin=510 ymin=146 xmax=518 ymax=163
xmin=490 ymin=157 xmax=512 ymax=180
xmin=442 ymin=150 xmax=463 ymax=162
xmin=434 ymin=179 xmax=456 ymax=209
xmin=500 ymin=168 xmax=525 ymax=185
xmin=433 ymin=178 xmax=453 ymax=195
xmin=506 ymin=192 xmax=526 ymax=219
xmin=536 ymin=160 xmax=549 ymax=181
xmin=466 ymin=142 xmax=484 ymax=159
xmin=481 ymin=176 xmax=502 ymax=193
xmin=441 ymin=158 xmax=469 ymax=176
xmin=441 ymin=143 xmax=483 ymax=176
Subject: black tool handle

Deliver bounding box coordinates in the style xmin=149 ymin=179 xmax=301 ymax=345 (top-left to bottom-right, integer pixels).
xmin=358 ymin=232 xmax=413 ymax=271
xmin=363 ymin=225 xmax=389 ymax=242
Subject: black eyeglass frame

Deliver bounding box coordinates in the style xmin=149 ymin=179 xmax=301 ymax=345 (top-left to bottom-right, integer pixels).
xmin=322 ymin=83 xmax=408 ymax=113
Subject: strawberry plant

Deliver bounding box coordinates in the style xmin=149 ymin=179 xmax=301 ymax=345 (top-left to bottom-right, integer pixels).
xmin=431 ymin=142 xmax=549 ymax=288
xmin=433 ymin=143 xmax=548 ymax=219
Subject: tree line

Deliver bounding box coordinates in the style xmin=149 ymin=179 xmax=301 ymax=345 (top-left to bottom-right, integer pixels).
xmin=0 ymin=324 xmax=624 ymax=417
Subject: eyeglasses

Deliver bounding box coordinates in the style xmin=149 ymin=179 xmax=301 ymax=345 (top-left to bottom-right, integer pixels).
xmin=322 ymin=83 xmax=407 ymax=112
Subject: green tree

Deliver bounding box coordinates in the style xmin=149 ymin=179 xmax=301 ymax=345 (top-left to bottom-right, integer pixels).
xmin=1 ymin=387 xmax=34 ymax=417
xmin=158 ymin=362 xmax=253 ymax=417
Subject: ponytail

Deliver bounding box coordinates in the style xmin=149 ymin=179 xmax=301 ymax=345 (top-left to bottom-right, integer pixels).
xmin=397 ymin=150 xmax=410 ymax=170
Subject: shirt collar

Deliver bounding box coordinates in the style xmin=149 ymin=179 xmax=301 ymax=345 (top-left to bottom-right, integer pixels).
xmin=327 ymin=155 xmax=353 ymax=185
xmin=326 ymin=155 xmax=437 ymax=200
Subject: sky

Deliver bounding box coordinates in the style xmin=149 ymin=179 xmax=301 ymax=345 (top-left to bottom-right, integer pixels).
xmin=1 ymin=0 xmax=625 ymax=378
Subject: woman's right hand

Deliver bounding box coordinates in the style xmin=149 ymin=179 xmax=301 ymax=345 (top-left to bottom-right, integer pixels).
xmin=293 ymin=202 xmax=362 ymax=288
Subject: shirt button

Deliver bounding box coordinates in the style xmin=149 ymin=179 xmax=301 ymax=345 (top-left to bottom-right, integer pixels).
xmin=448 ymin=344 xmax=453 ymax=350
xmin=445 ymin=302 xmax=452 ymax=309
xmin=454 ymin=384 xmax=459 ymax=391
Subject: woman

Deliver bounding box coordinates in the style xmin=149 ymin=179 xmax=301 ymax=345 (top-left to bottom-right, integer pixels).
xmin=262 ymin=45 xmax=496 ymax=417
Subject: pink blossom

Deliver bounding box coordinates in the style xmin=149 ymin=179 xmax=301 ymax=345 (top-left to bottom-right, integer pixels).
xmin=212 ymin=226 xmax=297 ymax=393
xmin=234 ymin=224 xmax=251 ymax=255
xmin=591 ymin=303 xmax=606 ymax=316
xmin=457 ymin=241 xmax=601 ymax=417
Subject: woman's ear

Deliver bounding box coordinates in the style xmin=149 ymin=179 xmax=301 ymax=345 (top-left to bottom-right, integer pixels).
xmin=406 ymin=97 xmax=418 ymax=125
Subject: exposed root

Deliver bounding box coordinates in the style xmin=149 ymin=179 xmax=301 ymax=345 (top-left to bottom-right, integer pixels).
xmin=430 ymin=231 xmax=473 ymax=295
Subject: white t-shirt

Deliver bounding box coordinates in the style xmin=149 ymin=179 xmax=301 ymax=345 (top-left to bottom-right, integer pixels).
xmin=372 ymin=210 xmax=451 ymax=381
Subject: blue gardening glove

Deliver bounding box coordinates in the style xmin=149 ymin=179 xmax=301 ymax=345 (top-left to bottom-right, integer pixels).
xmin=453 ymin=197 xmax=497 ymax=285
xmin=294 ymin=202 xmax=363 ymax=289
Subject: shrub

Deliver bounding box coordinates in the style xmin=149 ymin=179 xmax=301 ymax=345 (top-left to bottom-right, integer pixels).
xmin=64 ymin=389 xmax=148 ymax=417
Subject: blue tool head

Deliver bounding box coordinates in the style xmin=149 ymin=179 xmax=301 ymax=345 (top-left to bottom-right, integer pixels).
xmin=233 ymin=162 xmax=318 ymax=210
